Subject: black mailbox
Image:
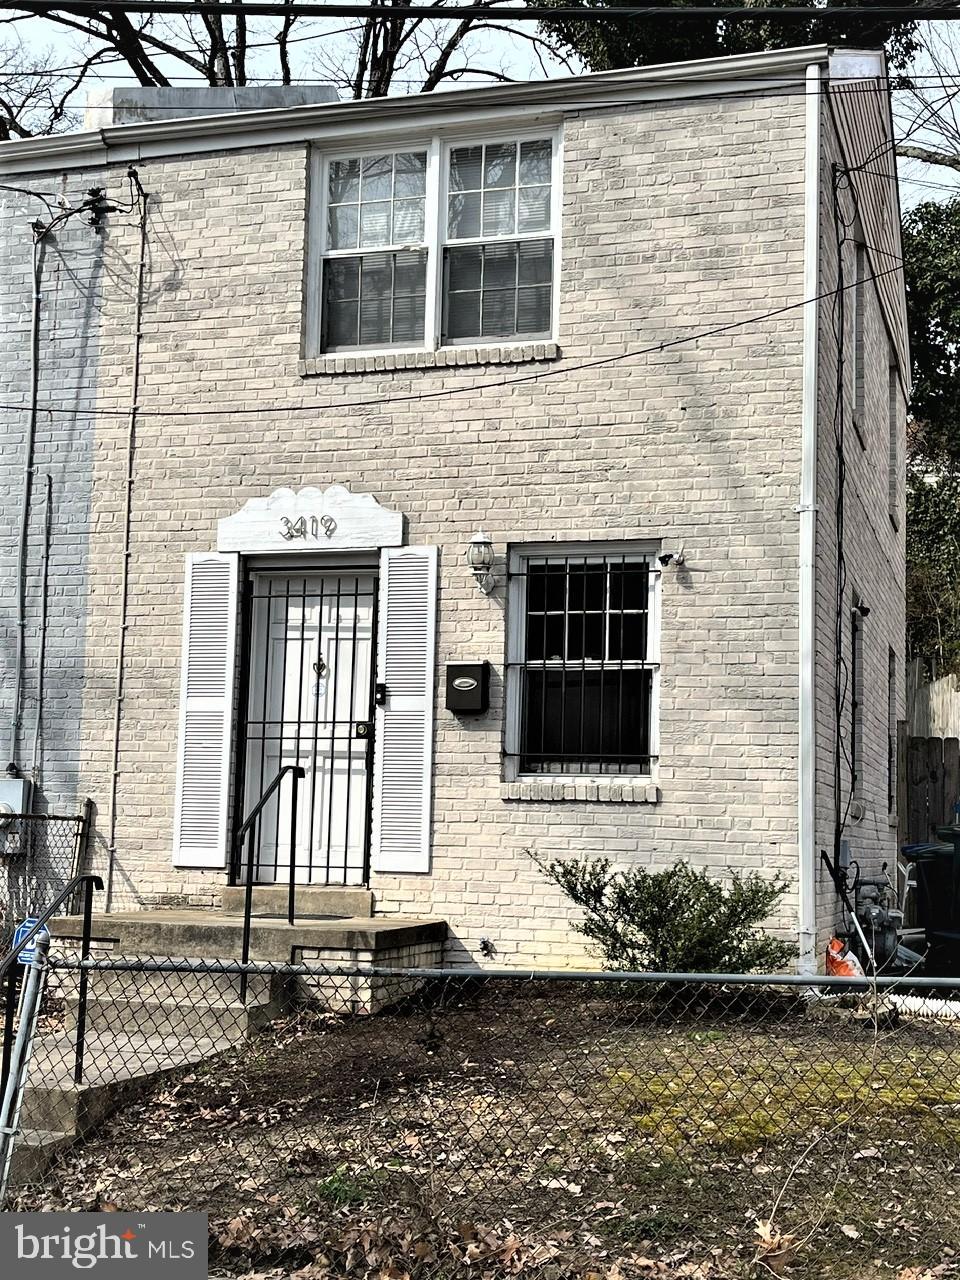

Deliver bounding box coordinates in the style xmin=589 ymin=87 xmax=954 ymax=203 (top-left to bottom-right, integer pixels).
xmin=445 ymin=662 xmax=490 ymax=714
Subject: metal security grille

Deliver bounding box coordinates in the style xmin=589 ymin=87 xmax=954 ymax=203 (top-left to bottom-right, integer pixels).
xmin=508 ymin=552 xmax=658 ymax=775
xmin=234 ymin=571 xmax=377 ymax=887
xmin=0 ymin=813 xmax=89 ymax=948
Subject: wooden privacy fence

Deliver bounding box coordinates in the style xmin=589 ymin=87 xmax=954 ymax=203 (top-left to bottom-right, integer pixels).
xmin=903 ymin=735 xmax=960 ymax=845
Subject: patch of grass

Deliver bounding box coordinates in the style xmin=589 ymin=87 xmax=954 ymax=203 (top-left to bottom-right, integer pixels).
xmin=605 ymin=1042 xmax=960 ymax=1156
xmin=311 ymin=1165 xmax=391 ymax=1207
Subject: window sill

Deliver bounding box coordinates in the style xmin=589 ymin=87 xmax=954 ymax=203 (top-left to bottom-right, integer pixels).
xmin=502 ymin=779 xmax=660 ymax=804
xmin=299 ymin=341 xmax=560 ymax=378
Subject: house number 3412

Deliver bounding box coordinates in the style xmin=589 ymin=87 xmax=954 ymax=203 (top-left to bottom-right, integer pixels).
xmin=280 ymin=514 xmax=337 ymax=541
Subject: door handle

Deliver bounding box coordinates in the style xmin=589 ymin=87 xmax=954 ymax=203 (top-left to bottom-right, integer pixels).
xmin=354 ymin=722 xmax=372 ymax=740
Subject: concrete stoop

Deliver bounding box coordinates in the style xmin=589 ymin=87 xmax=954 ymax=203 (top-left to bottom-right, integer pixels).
xmin=9 ymin=902 xmax=446 ymax=1189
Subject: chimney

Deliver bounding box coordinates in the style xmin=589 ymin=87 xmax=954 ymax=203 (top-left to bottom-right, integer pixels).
xmin=84 ymin=84 xmax=339 ymax=130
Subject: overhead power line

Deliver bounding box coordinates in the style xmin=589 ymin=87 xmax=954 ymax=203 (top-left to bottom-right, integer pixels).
xmin=0 ymin=258 xmax=905 ymax=422
xmin=6 ymin=2 xmax=960 ymax=21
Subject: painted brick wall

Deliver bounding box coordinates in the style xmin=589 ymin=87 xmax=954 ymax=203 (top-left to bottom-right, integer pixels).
xmin=0 ymin=76 xmax=902 ymax=969
xmin=812 ymin=89 xmax=908 ymax=951
xmin=0 ymin=178 xmax=103 ymax=818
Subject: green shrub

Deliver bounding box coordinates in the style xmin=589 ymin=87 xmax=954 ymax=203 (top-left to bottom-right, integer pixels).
xmin=532 ymin=855 xmax=797 ymax=974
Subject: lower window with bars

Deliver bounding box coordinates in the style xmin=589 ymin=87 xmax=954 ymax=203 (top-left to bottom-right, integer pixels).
xmin=505 ymin=545 xmax=659 ymax=776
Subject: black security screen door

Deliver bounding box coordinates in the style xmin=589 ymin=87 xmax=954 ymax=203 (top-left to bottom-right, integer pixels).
xmin=235 ymin=570 xmax=377 ymax=886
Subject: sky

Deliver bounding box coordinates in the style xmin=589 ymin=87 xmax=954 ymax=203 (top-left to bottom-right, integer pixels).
xmin=7 ymin=11 xmax=959 ymax=206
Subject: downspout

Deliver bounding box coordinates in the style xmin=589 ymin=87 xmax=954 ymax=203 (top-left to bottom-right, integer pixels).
xmin=8 ymin=230 xmax=45 ymax=781
xmin=105 ymin=175 xmax=148 ymax=912
xmin=797 ymin=61 xmax=822 ymax=974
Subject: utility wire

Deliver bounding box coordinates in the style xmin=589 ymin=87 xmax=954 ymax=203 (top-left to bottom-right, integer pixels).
xmin=6 ymin=2 xmax=960 ymax=19
xmin=0 ymin=258 xmax=906 ymax=422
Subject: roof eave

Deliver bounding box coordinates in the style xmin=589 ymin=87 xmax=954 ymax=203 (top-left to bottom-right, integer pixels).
xmin=0 ymin=41 xmax=832 ymax=174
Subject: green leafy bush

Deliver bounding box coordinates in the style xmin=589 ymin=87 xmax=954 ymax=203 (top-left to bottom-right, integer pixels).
xmin=532 ymin=855 xmax=797 ymax=974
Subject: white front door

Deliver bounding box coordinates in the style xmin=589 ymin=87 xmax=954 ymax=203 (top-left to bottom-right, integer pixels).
xmin=240 ymin=570 xmax=376 ymax=885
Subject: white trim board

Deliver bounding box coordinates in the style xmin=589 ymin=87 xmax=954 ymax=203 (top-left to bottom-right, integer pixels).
xmin=0 ymin=45 xmax=830 ymax=175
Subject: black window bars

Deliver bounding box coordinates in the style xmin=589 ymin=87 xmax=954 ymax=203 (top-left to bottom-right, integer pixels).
xmin=507 ymin=552 xmax=659 ymax=776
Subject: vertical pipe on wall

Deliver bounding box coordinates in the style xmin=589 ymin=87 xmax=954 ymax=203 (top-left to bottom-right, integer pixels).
xmin=105 ymin=176 xmax=148 ymax=911
xmin=7 ymin=233 xmax=45 ymax=778
xmin=797 ymin=61 xmax=822 ymax=974
xmin=26 ymin=474 xmax=54 ymax=814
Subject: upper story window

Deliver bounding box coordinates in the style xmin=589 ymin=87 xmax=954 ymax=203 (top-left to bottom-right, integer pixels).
xmin=322 ymin=151 xmax=429 ymax=351
xmin=311 ymin=132 xmax=559 ymax=356
xmin=443 ymin=139 xmax=554 ymax=345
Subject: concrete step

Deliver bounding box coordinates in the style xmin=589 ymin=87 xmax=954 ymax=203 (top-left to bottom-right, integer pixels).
xmin=64 ymin=993 xmax=283 ymax=1041
xmin=51 ymin=955 xmax=275 ymax=1004
xmin=8 ymin=1129 xmax=73 ymax=1187
xmin=50 ymin=912 xmax=446 ymax=961
xmin=21 ymin=1029 xmax=236 ymax=1137
xmin=220 ymin=884 xmax=373 ymax=918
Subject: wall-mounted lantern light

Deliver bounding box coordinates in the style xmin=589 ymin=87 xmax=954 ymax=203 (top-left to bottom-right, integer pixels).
xmin=467 ymin=531 xmax=496 ymax=594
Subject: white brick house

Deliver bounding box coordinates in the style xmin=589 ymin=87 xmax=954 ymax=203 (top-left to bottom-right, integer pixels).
xmin=0 ymin=44 xmax=907 ymax=970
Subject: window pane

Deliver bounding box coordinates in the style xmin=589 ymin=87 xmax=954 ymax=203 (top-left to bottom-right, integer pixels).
xmin=609 ymin=563 xmax=649 ymax=611
xmin=392 ymin=198 xmax=425 ymax=242
xmin=519 ymin=139 xmax=552 ymax=185
xmin=520 ymin=668 xmax=652 ymax=774
xmin=394 ymin=248 xmax=427 ymax=294
xmin=518 ymin=184 xmax=551 ymax=233
xmin=394 ymin=151 xmax=427 ymax=197
xmin=392 ymin=293 xmax=425 ymax=345
xmin=449 ymin=146 xmax=483 ymax=192
xmin=361 ymin=154 xmax=393 ymax=201
xmin=328 ymin=203 xmax=359 ymax=250
xmin=518 ymin=238 xmax=553 ymax=285
xmin=359 ymin=254 xmax=393 ymax=346
xmin=608 ymin=612 xmax=648 ymax=662
xmin=328 ymin=158 xmax=360 ymax=204
xmin=484 ymin=142 xmax=516 ymax=189
xmin=322 ymin=250 xmax=425 ymax=351
xmin=517 ymin=285 xmax=552 ymax=335
xmin=483 ymin=243 xmax=518 ymax=290
xmin=325 ymin=257 xmax=360 ymax=303
xmin=482 ymin=188 xmax=516 ymax=236
xmin=359 ymin=201 xmax=392 ymax=248
xmin=443 ymin=242 xmax=553 ymax=343
xmin=527 ymin=564 xmax=547 ymax=613
xmin=444 ymin=290 xmax=481 ymax=344
xmin=448 ymin=191 xmax=481 ymax=240
xmin=447 ymin=244 xmax=482 ymax=292
xmin=567 ymin=564 xmax=605 ymax=612
xmin=480 ymin=289 xmax=516 ymax=338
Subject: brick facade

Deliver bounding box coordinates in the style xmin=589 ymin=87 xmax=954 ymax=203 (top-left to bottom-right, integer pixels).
xmin=0 ymin=50 xmax=907 ymax=968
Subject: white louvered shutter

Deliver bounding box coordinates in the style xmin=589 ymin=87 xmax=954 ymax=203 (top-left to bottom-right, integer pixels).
xmin=172 ymin=553 xmax=239 ymax=868
xmin=371 ymin=545 xmax=438 ymax=874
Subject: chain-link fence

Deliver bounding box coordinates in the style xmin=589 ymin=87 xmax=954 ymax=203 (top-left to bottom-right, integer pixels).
xmin=0 ymin=813 xmax=88 ymax=948
xmin=6 ymin=956 xmax=960 ymax=1279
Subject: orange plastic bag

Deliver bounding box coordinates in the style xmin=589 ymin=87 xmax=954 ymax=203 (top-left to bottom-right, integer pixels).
xmin=826 ymin=936 xmax=865 ymax=977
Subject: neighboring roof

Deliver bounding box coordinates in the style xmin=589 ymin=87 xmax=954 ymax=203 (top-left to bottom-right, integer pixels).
xmin=0 ymin=42 xmax=838 ymax=175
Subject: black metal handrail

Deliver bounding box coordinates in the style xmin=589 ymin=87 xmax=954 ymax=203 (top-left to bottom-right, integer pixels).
xmin=235 ymin=765 xmax=305 ymax=1001
xmin=0 ymin=873 xmax=104 ymax=1092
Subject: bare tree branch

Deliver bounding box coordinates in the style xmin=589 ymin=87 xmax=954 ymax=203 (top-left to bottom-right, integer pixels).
xmin=897 ymin=143 xmax=960 ymax=173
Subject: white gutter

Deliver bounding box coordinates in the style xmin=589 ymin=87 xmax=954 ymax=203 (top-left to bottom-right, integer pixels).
xmin=797 ymin=60 xmax=821 ymax=975
xmin=0 ymin=42 xmax=830 ymax=175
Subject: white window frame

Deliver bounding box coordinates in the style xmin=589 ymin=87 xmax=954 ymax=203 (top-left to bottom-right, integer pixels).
xmin=504 ymin=540 xmax=660 ymax=782
xmin=438 ymin=129 xmax=563 ymax=348
xmin=305 ymin=126 xmax=562 ymax=358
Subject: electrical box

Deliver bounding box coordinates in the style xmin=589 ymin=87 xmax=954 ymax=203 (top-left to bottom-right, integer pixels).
xmin=0 ymin=777 xmax=28 ymax=819
xmin=445 ymin=662 xmax=490 ymax=715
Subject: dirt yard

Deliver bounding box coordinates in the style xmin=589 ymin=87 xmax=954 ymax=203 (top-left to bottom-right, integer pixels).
xmin=15 ymin=980 xmax=960 ymax=1279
